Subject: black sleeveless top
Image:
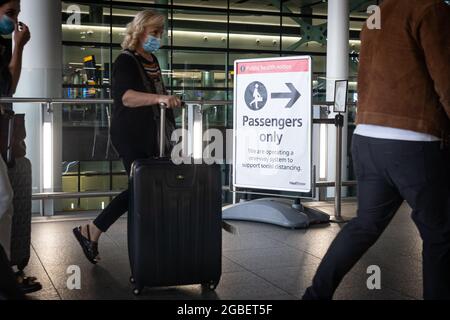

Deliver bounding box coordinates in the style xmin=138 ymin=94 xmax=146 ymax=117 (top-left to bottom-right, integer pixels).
xmin=110 ymin=50 xmax=175 ymax=158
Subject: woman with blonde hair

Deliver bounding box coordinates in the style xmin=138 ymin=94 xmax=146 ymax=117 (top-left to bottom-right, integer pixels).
xmin=73 ymin=10 xmax=182 ymax=264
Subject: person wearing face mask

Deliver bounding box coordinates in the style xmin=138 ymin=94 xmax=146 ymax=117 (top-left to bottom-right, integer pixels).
xmin=73 ymin=10 xmax=182 ymax=263
xmin=0 ymin=0 xmax=29 ymax=101
xmin=0 ymin=0 xmax=41 ymax=297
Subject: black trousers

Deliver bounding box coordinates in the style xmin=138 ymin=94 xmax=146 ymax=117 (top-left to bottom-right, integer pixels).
xmin=0 ymin=244 xmax=23 ymax=300
xmin=303 ymin=134 xmax=450 ymax=300
xmin=93 ymin=151 xmax=148 ymax=232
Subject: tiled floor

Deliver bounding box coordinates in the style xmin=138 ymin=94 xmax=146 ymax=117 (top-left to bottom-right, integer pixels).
xmin=26 ymin=201 xmax=422 ymax=300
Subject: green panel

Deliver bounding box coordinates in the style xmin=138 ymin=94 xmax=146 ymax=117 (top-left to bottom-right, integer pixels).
xmin=80 ymin=175 xmax=110 ymax=192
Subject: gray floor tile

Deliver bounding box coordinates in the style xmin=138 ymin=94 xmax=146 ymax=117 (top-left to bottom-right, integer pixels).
xmin=251 ymin=265 xmax=318 ymax=296
xmin=33 ymin=241 xmax=124 ymax=267
xmin=31 ymin=231 xmax=85 ymax=249
xmin=212 ymin=271 xmax=288 ymax=299
xmin=296 ymin=287 xmax=406 ymax=300
xmin=338 ymin=267 xmax=373 ymax=290
xmin=43 ymin=259 xmax=131 ymax=290
xmin=358 ymin=253 xmax=423 ymax=283
xmin=310 ymin=222 xmax=345 ymax=235
xmin=31 ymin=220 xmax=90 ymax=235
xmin=105 ymin=232 xmax=127 ymax=248
xmin=334 ymin=285 xmax=415 ymax=300
xmin=369 ymin=233 xmax=422 ymax=261
xmin=222 ymin=232 xmax=286 ymax=251
xmin=222 ymin=257 xmax=246 ymax=274
xmin=27 ymin=287 xmax=61 ymax=300
xmin=57 ymin=285 xmax=131 ymax=300
xmin=304 ymin=201 xmax=357 ymax=218
xmin=103 ymin=219 xmax=128 ymax=235
xmin=384 ymin=279 xmax=422 ymax=300
xmin=27 ymin=246 xmax=43 ymax=267
xmin=262 ymin=227 xmax=337 ymax=259
xmin=224 ymin=247 xmax=321 ymax=270
xmin=27 ymin=201 xmax=427 ymax=300
xmin=33 ymin=226 xmax=116 ymax=248
xmin=336 ymin=254 xmax=422 ymax=293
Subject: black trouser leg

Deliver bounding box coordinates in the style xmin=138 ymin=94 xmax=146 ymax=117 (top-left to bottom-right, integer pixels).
xmin=93 ymin=156 xmax=138 ymax=233
xmin=395 ymin=142 xmax=450 ymax=299
xmin=0 ymin=244 xmax=23 ymax=300
xmin=304 ymin=136 xmax=450 ymax=300
xmin=303 ymin=135 xmax=403 ymax=299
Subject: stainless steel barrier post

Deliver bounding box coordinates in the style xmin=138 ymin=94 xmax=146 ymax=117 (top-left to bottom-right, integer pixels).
xmin=334 ymin=113 xmax=344 ymax=219
xmin=229 ymin=167 xmax=237 ymax=205
xmin=41 ymin=102 xmax=54 ymax=216
xmin=193 ymin=104 xmax=203 ymax=162
xmin=181 ymin=106 xmax=187 ymax=157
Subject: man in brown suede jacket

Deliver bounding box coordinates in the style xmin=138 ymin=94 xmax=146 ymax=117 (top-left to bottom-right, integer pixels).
xmin=304 ymin=0 xmax=450 ymax=300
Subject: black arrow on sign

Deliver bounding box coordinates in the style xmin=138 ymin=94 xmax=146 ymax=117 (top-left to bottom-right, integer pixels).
xmin=271 ymin=83 xmax=301 ymax=108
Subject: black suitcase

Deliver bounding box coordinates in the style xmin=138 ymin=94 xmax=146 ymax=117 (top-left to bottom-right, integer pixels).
xmin=8 ymin=157 xmax=32 ymax=271
xmin=128 ymin=104 xmax=222 ymax=295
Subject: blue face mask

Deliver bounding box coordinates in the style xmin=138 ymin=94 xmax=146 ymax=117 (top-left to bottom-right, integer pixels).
xmin=143 ymin=35 xmax=161 ymax=53
xmin=0 ymin=15 xmax=15 ymax=35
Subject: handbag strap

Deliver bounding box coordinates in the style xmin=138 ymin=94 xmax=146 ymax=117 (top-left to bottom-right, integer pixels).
xmin=121 ymin=50 xmax=156 ymax=95
xmin=121 ymin=50 xmax=161 ymax=122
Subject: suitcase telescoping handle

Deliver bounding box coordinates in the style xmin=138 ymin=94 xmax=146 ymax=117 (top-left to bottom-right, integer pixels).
xmin=159 ymin=102 xmax=167 ymax=158
xmin=1 ymin=109 xmax=15 ymax=165
xmin=158 ymin=101 xmax=186 ymax=158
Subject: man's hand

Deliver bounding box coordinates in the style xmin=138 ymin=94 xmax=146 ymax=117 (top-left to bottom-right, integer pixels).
xmin=14 ymin=22 xmax=30 ymax=49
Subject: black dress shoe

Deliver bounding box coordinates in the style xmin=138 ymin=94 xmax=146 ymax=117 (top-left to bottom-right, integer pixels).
xmin=73 ymin=225 xmax=99 ymax=264
xmin=16 ymin=271 xmax=42 ymax=294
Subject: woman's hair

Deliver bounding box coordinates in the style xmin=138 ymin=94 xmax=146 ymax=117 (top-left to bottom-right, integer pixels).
xmin=121 ymin=10 xmax=164 ymax=51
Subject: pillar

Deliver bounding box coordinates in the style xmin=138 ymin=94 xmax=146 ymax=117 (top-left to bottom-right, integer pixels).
xmin=14 ymin=0 xmax=63 ymax=215
xmin=324 ymin=0 xmax=349 ymax=198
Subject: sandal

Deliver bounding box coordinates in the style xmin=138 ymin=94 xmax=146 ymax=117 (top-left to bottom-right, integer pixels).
xmin=73 ymin=225 xmax=99 ymax=264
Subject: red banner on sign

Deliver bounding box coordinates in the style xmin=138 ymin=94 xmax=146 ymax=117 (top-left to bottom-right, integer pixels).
xmin=236 ymin=59 xmax=309 ymax=75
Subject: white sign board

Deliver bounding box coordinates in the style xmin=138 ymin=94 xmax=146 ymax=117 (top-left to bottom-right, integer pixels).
xmin=233 ymin=56 xmax=312 ymax=193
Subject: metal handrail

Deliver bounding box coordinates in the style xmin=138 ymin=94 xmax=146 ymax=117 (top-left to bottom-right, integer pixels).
xmin=313 ymin=101 xmax=357 ymax=107
xmin=2 ymin=97 xmax=357 ymax=216
xmin=32 ymin=191 xmax=122 ymax=200
xmin=0 ymin=97 xmax=113 ymax=104
xmin=32 ymin=181 xmax=357 ymax=201
xmin=0 ymin=97 xmax=233 ymax=105
xmin=0 ymin=97 xmax=354 ymax=107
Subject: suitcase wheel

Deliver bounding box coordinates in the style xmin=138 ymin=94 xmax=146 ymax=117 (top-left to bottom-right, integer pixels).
xmin=202 ymin=281 xmax=219 ymax=291
xmin=129 ymin=276 xmax=135 ymax=284
xmin=133 ymin=288 xmax=142 ymax=296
